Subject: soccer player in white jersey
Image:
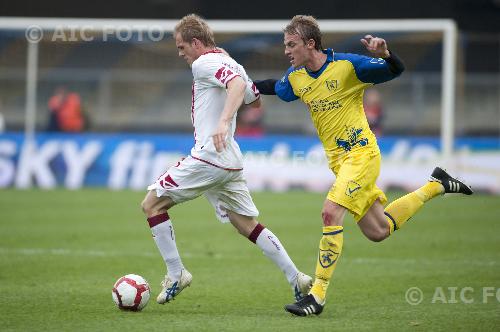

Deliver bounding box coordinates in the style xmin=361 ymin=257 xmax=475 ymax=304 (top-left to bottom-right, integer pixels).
xmin=141 ymin=14 xmax=312 ymax=306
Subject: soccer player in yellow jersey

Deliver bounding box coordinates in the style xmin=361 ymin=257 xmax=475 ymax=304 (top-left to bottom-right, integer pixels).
xmin=254 ymin=15 xmax=473 ymax=316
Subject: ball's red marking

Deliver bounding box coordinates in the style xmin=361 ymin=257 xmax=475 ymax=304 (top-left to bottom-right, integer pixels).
xmin=113 ymin=276 xmax=150 ymax=311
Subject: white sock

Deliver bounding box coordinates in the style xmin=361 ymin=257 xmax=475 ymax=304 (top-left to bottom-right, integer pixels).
xmin=255 ymin=228 xmax=299 ymax=286
xmin=151 ymin=219 xmax=184 ymax=280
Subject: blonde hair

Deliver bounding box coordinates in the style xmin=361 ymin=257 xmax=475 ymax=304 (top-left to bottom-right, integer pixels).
xmin=174 ymin=14 xmax=216 ymax=47
xmin=284 ymin=15 xmax=323 ymax=51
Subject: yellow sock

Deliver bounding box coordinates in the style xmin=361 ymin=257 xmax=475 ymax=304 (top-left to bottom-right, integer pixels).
xmin=415 ymin=181 xmax=444 ymax=202
xmin=384 ymin=181 xmax=444 ymax=233
xmin=310 ymin=225 xmax=343 ymax=303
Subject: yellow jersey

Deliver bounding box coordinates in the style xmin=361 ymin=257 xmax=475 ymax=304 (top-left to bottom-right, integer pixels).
xmin=275 ymin=49 xmax=401 ymax=168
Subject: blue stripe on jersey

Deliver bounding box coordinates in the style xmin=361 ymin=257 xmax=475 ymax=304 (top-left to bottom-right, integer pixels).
xmin=274 ymin=66 xmax=300 ymax=102
xmin=334 ymin=52 xmax=399 ymax=84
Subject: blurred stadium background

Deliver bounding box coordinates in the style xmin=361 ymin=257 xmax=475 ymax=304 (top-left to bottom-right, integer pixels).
xmin=0 ymin=0 xmax=499 ymax=193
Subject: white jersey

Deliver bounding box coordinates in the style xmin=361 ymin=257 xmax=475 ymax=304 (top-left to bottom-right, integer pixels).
xmin=189 ymin=50 xmax=260 ymax=170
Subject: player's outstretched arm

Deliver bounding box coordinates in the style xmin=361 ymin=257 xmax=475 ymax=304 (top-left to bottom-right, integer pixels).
xmin=212 ymin=76 xmax=246 ymax=152
xmin=254 ymin=79 xmax=278 ymax=95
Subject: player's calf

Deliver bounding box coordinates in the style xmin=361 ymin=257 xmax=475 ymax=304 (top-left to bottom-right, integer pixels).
xmin=358 ymin=202 xmax=391 ymax=242
xmin=364 ymin=228 xmax=389 ymax=242
xmin=141 ymin=190 xmax=176 ymax=217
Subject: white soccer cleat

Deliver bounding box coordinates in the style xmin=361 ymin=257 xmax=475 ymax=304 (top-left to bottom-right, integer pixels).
xmin=293 ymin=272 xmax=313 ymax=301
xmin=156 ymin=269 xmax=193 ymax=304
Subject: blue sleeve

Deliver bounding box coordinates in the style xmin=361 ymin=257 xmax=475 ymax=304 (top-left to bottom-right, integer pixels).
xmin=274 ymin=67 xmax=299 ymax=102
xmin=335 ymin=53 xmax=401 ymax=84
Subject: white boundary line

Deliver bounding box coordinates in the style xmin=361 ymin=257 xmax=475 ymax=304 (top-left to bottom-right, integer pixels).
xmin=1 ymin=247 xmax=495 ymax=266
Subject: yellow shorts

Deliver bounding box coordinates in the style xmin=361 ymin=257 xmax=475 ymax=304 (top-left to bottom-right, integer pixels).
xmin=327 ymin=148 xmax=387 ymax=221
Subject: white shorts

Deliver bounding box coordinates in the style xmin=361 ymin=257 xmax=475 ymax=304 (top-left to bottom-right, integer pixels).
xmin=147 ymin=156 xmax=259 ymax=223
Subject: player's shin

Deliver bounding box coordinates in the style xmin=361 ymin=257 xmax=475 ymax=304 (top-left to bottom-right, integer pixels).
xmin=384 ymin=182 xmax=443 ymax=232
xmin=147 ymin=213 xmax=184 ymax=280
xmin=310 ymin=225 xmax=343 ymax=303
xmin=248 ymin=223 xmax=299 ymax=285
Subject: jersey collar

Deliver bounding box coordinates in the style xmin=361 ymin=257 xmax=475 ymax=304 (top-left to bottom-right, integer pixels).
xmin=201 ymin=49 xmax=224 ymax=55
xmin=305 ymin=48 xmax=334 ymax=79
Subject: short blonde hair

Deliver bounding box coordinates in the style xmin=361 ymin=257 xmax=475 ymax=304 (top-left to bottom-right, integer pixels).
xmin=174 ymin=14 xmax=216 ymax=48
xmin=284 ymin=15 xmax=323 ymax=51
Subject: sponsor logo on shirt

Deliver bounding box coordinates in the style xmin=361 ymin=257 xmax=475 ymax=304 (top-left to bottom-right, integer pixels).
xmin=298 ymin=86 xmax=312 ymax=94
xmin=307 ymin=98 xmax=342 ymax=112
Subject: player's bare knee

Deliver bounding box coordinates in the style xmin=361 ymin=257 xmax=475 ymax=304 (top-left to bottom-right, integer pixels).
xmin=141 ymin=198 xmax=156 ymax=216
xmin=321 ymin=210 xmax=333 ymax=226
xmin=321 ymin=210 xmax=343 ymax=226
xmin=322 ymin=200 xmax=346 ymax=226
xmin=141 ymin=192 xmax=172 ymax=217
xmin=140 ymin=197 xmax=150 ymax=215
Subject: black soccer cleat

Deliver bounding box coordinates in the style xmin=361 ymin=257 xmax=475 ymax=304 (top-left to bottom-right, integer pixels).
xmin=284 ymin=294 xmax=324 ymax=317
xmin=430 ymin=167 xmax=473 ymax=195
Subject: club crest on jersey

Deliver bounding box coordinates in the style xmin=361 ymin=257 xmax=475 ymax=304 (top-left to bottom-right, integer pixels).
xmin=336 ymin=126 xmax=369 ymax=152
xmin=319 ymin=249 xmax=339 ymax=268
xmin=325 ymin=79 xmax=339 ymax=91
xmin=346 ymin=180 xmax=362 ymax=198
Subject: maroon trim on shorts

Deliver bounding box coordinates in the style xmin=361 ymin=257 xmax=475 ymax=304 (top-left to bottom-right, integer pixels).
xmin=191 ymin=82 xmax=197 ymax=144
xmin=190 ymin=155 xmax=243 ymax=171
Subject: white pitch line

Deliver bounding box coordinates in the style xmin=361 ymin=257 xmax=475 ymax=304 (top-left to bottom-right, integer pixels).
xmin=344 ymin=257 xmax=497 ymax=267
xmin=0 ymin=248 xmax=497 ymax=266
xmin=0 ymin=247 xmax=204 ymax=259
xmin=0 ymin=247 xmax=157 ymax=257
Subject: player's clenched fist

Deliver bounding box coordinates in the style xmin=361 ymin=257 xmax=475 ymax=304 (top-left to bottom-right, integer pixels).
xmin=360 ymin=35 xmax=390 ymax=58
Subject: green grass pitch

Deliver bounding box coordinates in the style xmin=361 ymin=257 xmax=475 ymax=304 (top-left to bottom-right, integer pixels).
xmin=1 ymin=189 xmax=499 ymax=331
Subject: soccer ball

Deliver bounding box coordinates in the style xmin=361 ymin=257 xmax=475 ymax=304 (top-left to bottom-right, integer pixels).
xmin=112 ymin=274 xmax=151 ymax=311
